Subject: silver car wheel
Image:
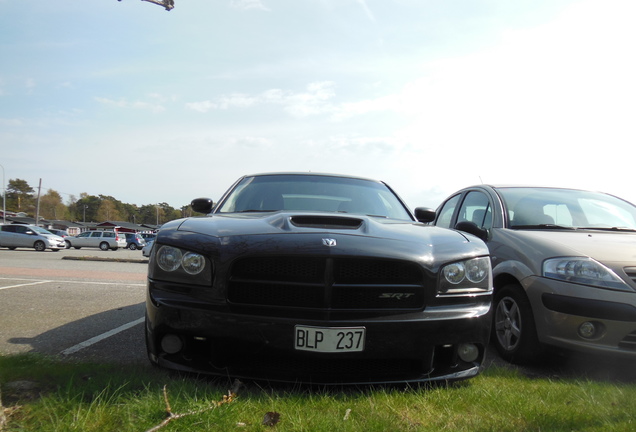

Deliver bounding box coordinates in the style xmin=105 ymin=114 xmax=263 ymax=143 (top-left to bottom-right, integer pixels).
xmin=99 ymin=242 xmax=110 ymax=251
xmin=494 ymin=296 xmax=522 ymax=351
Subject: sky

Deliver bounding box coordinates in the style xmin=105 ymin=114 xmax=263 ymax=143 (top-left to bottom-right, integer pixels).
xmin=1 ymin=0 xmax=636 ymax=211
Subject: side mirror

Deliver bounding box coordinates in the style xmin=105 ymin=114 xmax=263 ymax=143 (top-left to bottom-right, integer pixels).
xmin=25 ymin=230 xmax=35 ymax=235
xmin=454 ymin=221 xmax=489 ymax=242
xmin=191 ymin=198 xmax=215 ymax=214
xmin=414 ymin=207 xmax=436 ymax=223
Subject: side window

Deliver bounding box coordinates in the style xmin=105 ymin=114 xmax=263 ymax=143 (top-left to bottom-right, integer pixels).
xmin=15 ymin=226 xmax=28 ymax=234
xmin=436 ymin=194 xmax=461 ymax=228
xmin=457 ymin=191 xmax=493 ymax=230
xmin=104 ymin=232 xmax=115 ymax=238
xmin=91 ymin=232 xmax=102 ymax=237
xmin=78 ymin=232 xmax=90 ymax=238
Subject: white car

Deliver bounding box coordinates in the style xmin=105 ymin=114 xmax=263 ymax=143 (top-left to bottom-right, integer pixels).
xmin=65 ymin=230 xmax=127 ymax=251
xmin=0 ymin=224 xmax=66 ymax=251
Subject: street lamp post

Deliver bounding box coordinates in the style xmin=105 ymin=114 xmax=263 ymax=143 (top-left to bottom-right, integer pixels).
xmin=0 ymin=163 xmax=5 ymax=225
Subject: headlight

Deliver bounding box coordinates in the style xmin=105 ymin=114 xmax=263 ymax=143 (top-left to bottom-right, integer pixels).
xmin=543 ymin=257 xmax=632 ymax=291
xmin=439 ymin=257 xmax=492 ymax=295
xmin=151 ymin=245 xmax=213 ymax=286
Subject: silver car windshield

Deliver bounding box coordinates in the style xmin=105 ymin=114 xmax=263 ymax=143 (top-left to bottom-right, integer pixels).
xmin=498 ymin=187 xmax=636 ymax=230
xmin=216 ymin=174 xmax=413 ymax=221
xmin=31 ymin=226 xmax=54 ymax=235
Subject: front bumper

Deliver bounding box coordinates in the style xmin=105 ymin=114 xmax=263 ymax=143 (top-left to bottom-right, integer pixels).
xmin=525 ymin=277 xmax=636 ymax=358
xmin=146 ymin=283 xmax=492 ymax=384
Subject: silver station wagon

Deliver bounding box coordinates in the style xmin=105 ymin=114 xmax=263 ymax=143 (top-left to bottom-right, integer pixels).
xmin=65 ymin=230 xmax=127 ymax=251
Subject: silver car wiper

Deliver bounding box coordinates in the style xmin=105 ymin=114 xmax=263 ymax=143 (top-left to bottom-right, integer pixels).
xmin=511 ymin=224 xmax=576 ymax=230
xmin=577 ymin=226 xmax=636 ymax=232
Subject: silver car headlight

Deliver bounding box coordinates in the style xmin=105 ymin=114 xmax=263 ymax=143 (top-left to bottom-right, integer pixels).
xmin=152 ymin=245 xmax=213 ymax=286
xmin=438 ymin=256 xmax=492 ymax=295
xmin=543 ymin=257 xmax=632 ymax=292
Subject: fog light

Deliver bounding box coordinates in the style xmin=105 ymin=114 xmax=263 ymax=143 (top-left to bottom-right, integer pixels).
xmin=161 ymin=334 xmax=183 ymax=354
xmin=578 ymin=322 xmax=598 ymax=339
xmin=457 ymin=343 xmax=479 ymax=362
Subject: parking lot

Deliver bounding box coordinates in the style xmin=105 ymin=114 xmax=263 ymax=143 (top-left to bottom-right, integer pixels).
xmin=0 ymin=247 xmax=148 ymax=365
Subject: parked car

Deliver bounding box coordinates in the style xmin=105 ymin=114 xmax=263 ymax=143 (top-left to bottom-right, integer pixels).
xmin=142 ymin=240 xmax=154 ymax=257
xmin=65 ymin=230 xmax=127 ymax=251
xmin=124 ymin=232 xmax=147 ymax=250
xmin=141 ymin=233 xmax=157 ymax=242
xmin=46 ymin=228 xmax=70 ymax=238
xmin=430 ymin=185 xmax=636 ymax=364
xmin=0 ymin=224 xmax=66 ymax=251
xmin=145 ymin=172 xmax=493 ymax=385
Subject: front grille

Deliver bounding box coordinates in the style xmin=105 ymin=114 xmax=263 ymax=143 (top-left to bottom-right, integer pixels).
xmin=618 ymin=331 xmax=636 ymax=351
xmin=228 ymin=256 xmax=426 ymax=310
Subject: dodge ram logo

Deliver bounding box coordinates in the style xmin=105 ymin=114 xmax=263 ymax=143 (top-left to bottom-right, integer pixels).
xmin=322 ymin=238 xmax=337 ymax=247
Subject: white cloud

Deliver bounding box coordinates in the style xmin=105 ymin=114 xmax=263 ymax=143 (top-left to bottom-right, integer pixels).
xmin=229 ymin=0 xmax=269 ymax=11
xmin=185 ymin=81 xmax=337 ymax=117
xmin=94 ymin=97 xmax=166 ymax=113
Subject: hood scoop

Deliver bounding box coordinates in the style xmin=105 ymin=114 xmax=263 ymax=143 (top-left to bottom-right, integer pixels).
xmin=290 ymin=215 xmax=363 ymax=229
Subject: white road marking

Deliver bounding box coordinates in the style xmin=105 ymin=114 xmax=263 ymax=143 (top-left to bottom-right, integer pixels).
xmin=0 ymin=277 xmax=144 ymax=287
xmin=61 ymin=317 xmax=145 ymax=355
xmin=0 ymin=280 xmax=50 ymax=290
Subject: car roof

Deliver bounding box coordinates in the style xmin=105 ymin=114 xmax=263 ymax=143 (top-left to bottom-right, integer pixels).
xmin=244 ymin=172 xmax=384 ymax=183
xmin=463 ymin=184 xmax=609 ymax=194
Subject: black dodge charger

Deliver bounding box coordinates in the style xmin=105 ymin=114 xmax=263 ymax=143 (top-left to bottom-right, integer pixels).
xmin=145 ymin=173 xmax=492 ymax=384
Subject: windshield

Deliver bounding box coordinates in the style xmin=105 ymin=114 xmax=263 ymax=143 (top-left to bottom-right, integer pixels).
xmin=216 ymin=174 xmax=414 ymax=221
xmin=497 ymin=187 xmax=636 ymax=230
xmin=32 ymin=226 xmax=54 ymax=235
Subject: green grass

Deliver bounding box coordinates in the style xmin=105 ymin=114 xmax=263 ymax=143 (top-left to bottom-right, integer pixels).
xmin=1 ymin=353 xmax=635 ymax=431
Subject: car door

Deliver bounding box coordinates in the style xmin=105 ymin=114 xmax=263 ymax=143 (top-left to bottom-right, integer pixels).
xmin=89 ymin=231 xmax=104 ymax=247
xmin=0 ymin=225 xmax=19 ymax=247
xmin=13 ymin=225 xmax=34 ymax=248
xmin=436 ymin=190 xmax=493 ymax=235
xmin=73 ymin=231 xmax=92 ymax=247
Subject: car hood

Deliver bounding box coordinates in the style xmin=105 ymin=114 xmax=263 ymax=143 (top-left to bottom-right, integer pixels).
xmin=176 ymin=212 xmax=456 ymax=240
xmin=159 ymin=212 xmax=488 ymax=266
xmin=498 ymin=229 xmax=636 ymax=263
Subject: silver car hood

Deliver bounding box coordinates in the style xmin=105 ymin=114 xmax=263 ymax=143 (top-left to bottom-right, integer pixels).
xmin=502 ymin=229 xmax=636 ymax=262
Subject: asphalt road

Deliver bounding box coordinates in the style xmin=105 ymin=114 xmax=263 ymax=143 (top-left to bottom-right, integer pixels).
xmin=1 ymin=247 xmax=634 ymax=383
xmin=0 ymin=247 xmax=148 ymax=366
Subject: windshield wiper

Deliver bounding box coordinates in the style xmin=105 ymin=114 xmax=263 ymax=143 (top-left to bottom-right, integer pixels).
xmin=237 ymin=209 xmax=278 ymax=213
xmin=511 ymin=224 xmax=576 ymax=230
xmin=577 ymin=226 xmax=636 ymax=232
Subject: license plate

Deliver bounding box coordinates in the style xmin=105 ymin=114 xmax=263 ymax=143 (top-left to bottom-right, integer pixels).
xmin=294 ymin=325 xmax=366 ymax=352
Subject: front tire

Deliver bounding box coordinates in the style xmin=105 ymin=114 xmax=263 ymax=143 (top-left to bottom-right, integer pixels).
xmin=128 ymin=243 xmax=137 ymax=250
xmin=34 ymin=241 xmax=46 ymax=252
xmin=492 ymin=283 xmax=542 ymax=364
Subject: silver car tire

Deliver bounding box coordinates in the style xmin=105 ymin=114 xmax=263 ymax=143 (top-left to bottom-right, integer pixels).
xmin=34 ymin=241 xmax=46 ymax=252
xmin=493 ymin=284 xmax=541 ymax=364
xmin=99 ymin=242 xmax=110 ymax=251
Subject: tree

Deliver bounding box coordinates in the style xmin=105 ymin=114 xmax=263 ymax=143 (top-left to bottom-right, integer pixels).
xmin=69 ymin=193 xmax=102 ymax=223
xmin=118 ymin=0 xmax=175 ymax=11
xmin=6 ymin=178 xmax=34 ymax=212
xmin=40 ymin=189 xmax=70 ymax=220
xmin=97 ymin=199 xmax=122 ymax=222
